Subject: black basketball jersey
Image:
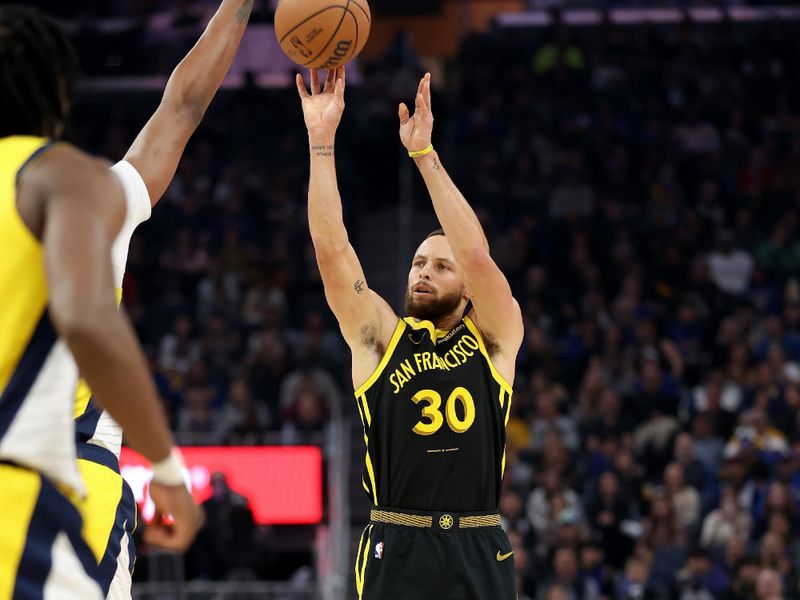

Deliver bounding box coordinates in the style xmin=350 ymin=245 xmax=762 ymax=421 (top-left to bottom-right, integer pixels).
xmin=355 ymin=316 xmax=512 ymax=512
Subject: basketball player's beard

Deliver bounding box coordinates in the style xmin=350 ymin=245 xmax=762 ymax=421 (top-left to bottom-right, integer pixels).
xmin=404 ymin=287 xmax=464 ymax=322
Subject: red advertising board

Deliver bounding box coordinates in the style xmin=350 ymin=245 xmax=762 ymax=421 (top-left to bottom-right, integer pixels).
xmin=119 ymin=446 xmax=323 ymax=525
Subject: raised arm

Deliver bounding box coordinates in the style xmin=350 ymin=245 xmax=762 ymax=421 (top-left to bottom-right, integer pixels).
xmin=20 ymin=146 xmax=203 ymax=551
xmin=296 ymin=68 xmax=396 ymax=386
xmin=124 ymin=0 xmax=253 ymax=204
xmin=398 ymin=74 xmax=523 ymax=376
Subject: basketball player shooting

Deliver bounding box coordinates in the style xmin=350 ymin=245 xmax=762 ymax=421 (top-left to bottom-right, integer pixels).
xmin=297 ymin=68 xmax=523 ymax=600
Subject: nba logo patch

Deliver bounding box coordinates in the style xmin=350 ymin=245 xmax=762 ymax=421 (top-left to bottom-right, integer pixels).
xmin=374 ymin=541 xmax=384 ymax=559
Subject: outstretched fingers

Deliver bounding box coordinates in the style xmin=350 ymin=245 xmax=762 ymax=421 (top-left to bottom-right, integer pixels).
xmin=323 ymin=69 xmax=336 ymax=93
xmin=423 ymin=73 xmax=432 ymax=112
xmin=398 ymin=102 xmax=411 ymax=125
xmin=310 ymin=68 xmax=320 ymax=95
xmin=334 ymin=67 xmax=346 ymax=101
xmin=296 ymin=73 xmax=310 ymax=99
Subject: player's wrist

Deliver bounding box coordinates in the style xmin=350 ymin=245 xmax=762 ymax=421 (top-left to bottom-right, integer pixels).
xmin=409 ymin=143 xmax=434 ymax=159
xmin=151 ymin=447 xmax=185 ymax=487
xmin=308 ymin=131 xmax=336 ymax=146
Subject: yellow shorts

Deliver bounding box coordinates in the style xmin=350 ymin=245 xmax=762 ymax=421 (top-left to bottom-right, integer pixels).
xmin=76 ymin=444 xmax=137 ymax=600
xmin=0 ymin=462 xmax=103 ymax=600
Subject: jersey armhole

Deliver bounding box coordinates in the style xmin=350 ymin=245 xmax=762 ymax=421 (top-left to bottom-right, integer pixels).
xmin=15 ymin=140 xmax=57 ymax=185
xmin=463 ymin=316 xmax=513 ymax=395
xmin=353 ymin=319 xmax=407 ymax=398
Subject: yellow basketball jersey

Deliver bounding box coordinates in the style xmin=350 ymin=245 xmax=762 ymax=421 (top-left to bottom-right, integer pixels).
xmin=0 ymin=136 xmax=84 ymax=494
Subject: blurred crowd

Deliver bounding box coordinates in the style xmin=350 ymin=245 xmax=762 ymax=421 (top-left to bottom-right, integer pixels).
xmin=56 ymin=3 xmax=800 ymax=596
xmin=462 ymin=17 xmax=800 ymax=600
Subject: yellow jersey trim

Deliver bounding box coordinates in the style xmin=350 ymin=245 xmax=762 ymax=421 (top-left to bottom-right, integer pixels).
xmin=364 ymin=447 xmax=378 ymax=505
xmin=355 ymin=524 xmax=373 ymax=598
xmin=463 ymin=316 xmax=513 ymax=395
xmin=402 ymin=316 xmax=452 ymax=340
xmin=353 ymin=319 xmax=406 ymax=398
xmin=358 ymin=393 xmax=372 ymax=427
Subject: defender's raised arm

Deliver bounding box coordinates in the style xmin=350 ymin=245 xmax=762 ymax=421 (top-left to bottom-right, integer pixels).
xmin=124 ymin=0 xmax=254 ymax=205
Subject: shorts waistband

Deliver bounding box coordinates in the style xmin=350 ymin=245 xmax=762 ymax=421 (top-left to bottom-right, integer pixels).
xmin=370 ymin=506 xmax=501 ymax=531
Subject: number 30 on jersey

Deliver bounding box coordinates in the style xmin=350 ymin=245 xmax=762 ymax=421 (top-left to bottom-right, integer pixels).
xmin=411 ymin=387 xmax=475 ymax=436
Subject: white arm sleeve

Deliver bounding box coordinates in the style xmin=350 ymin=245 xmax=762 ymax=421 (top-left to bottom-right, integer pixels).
xmin=110 ymin=161 xmax=152 ymax=288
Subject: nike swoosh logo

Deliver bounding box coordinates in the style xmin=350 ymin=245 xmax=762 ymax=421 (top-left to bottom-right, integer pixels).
xmin=496 ymin=551 xmax=514 ymax=562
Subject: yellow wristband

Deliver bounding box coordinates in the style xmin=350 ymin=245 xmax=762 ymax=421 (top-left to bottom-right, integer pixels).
xmin=408 ymin=144 xmax=434 ymax=158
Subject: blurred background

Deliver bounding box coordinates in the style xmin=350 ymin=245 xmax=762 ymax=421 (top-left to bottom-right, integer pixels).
xmin=19 ymin=0 xmax=800 ymax=598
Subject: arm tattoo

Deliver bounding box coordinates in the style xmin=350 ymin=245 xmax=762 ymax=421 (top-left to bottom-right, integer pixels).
xmin=431 ymin=157 xmax=441 ymax=171
xmin=312 ymin=144 xmax=334 ymax=157
xmin=237 ymin=0 xmax=254 ymax=24
xmin=354 ymin=279 xmax=366 ymax=294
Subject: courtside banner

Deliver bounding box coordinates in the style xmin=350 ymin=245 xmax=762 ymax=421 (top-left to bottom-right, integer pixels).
xmin=120 ymin=446 xmax=323 ymax=525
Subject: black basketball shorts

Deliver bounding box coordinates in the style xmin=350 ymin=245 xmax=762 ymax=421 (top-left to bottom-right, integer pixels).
xmin=354 ymin=506 xmax=516 ymax=600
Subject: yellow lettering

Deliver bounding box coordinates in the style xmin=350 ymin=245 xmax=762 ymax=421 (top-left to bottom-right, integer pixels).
xmin=412 ymin=390 xmax=444 ymax=436
xmin=444 ymin=350 xmax=459 ymax=369
xmin=422 ymin=352 xmax=432 ymax=372
xmin=396 ymin=369 xmax=409 ymax=389
xmin=401 ymin=359 xmax=416 ymax=379
xmin=414 ymin=353 xmax=424 ymax=373
xmin=462 ymin=335 xmax=480 ymax=351
xmin=446 ymin=387 xmax=476 ymax=433
xmin=453 ymin=344 xmax=467 ymax=363
xmin=390 ymin=372 xmax=400 ymax=394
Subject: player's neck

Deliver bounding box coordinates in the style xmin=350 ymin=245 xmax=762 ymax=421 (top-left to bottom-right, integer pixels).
xmin=430 ymin=312 xmax=463 ymax=333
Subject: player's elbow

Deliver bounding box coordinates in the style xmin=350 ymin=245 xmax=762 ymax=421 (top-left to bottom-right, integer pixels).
xmin=164 ymin=76 xmax=208 ymax=128
xmin=460 ymin=246 xmax=494 ymax=271
xmin=311 ymin=235 xmax=350 ymax=263
xmin=50 ymin=296 xmax=117 ymax=345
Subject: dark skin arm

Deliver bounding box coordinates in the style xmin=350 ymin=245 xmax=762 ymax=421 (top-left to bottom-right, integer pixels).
xmin=124 ymin=0 xmax=253 ymax=205
xmin=17 ymin=145 xmax=203 ymax=551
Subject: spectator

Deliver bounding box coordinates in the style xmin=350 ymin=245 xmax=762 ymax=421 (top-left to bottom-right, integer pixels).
xmin=536 ymin=546 xmax=599 ymax=600
xmin=673 ymin=548 xmax=729 ymax=599
xmin=213 ymin=378 xmax=269 ymax=444
xmin=587 ymin=471 xmax=634 ymax=568
xmin=527 ymin=470 xmax=584 ymax=558
xmin=700 ymin=487 xmax=752 ymax=549
xmin=707 ymin=231 xmax=754 ymax=296
xmin=664 ymin=463 xmax=701 ymax=530
xmin=613 ymin=556 xmax=661 ymax=600
xmin=755 ymin=568 xmax=783 ymax=600
xmin=530 ymin=390 xmax=579 ymax=452
xmin=642 ymin=494 xmax=686 ymax=550
xmin=189 ymin=472 xmax=258 ymax=580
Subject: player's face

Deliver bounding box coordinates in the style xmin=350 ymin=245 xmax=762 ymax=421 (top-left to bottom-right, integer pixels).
xmin=404 ymin=235 xmax=467 ymax=321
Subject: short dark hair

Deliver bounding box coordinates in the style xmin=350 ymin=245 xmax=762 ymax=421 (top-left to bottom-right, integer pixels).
xmin=425 ymin=228 xmax=445 ymax=239
xmin=0 ymin=5 xmax=78 ymax=138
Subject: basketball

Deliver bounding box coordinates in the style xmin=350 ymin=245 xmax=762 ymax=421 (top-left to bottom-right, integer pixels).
xmin=274 ymin=0 xmax=371 ymax=70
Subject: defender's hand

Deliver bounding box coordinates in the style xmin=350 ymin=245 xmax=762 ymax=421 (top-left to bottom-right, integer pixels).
xmin=399 ymin=73 xmax=433 ymax=154
xmin=296 ymin=67 xmax=346 ymax=138
xmin=144 ymin=481 xmax=205 ymax=552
